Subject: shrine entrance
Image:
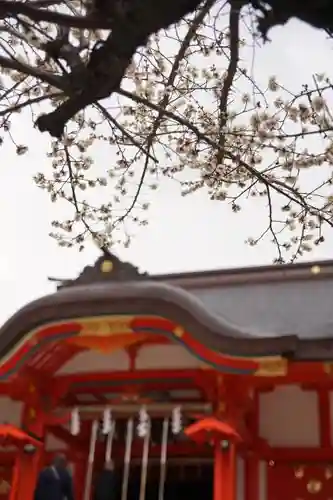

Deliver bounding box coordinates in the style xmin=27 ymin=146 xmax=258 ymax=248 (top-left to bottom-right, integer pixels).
xmin=106 ymin=462 xmax=213 ymax=500
xmin=267 ymin=462 xmax=333 ymax=500
xmin=70 ymin=405 xmax=214 ymax=500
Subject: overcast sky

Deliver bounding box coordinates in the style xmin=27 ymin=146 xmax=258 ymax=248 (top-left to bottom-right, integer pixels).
xmin=0 ymin=18 xmax=332 ymax=325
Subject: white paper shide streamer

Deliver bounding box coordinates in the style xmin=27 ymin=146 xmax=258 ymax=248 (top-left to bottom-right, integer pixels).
xmin=71 ymin=407 xmax=80 ymax=436
xmin=102 ymin=408 xmax=113 ymax=435
xmin=137 ymin=406 xmax=150 ymax=438
xmin=171 ymin=406 xmax=182 ymax=435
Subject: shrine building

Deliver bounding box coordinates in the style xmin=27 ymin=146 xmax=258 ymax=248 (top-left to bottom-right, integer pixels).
xmin=0 ymin=255 xmax=332 ymax=500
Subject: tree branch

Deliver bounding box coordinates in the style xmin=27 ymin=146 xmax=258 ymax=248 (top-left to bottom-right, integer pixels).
xmin=0 ymin=54 xmax=65 ymax=88
xmin=216 ymin=0 xmax=241 ymax=164
xmin=33 ymin=0 xmax=206 ymax=137
xmin=118 ymin=87 xmax=333 ymax=228
xmin=0 ymin=0 xmax=114 ymax=29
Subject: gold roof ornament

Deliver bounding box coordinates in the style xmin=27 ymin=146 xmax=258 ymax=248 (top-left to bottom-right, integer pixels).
xmin=100 ymin=260 xmax=113 ymax=273
xmin=49 ymin=252 xmax=148 ymax=290
xmin=311 ymin=265 xmax=321 ymax=275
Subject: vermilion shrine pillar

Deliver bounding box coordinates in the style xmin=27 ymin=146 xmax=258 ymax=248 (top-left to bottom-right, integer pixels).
xmin=244 ymin=454 xmax=260 ymax=500
xmin=74 ymin=458 xmax=86 ymax=500
xmin=244 ymin=389 xmax=260 ymax=500
xmin=185 ymin=417 xmax=241 ymax=500
xmin=214 ymin=438 xmax=237 ymax=500
xmin=10 ymin=385 xmax=45 ymax=500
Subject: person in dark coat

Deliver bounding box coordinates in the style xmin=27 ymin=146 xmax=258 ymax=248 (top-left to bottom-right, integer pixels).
xmin=93 ymin=461 xmax=116 ymax=500
xmin=34 ymin=453 xmax=75 ymax=500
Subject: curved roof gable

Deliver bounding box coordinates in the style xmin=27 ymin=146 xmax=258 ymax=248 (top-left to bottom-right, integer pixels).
xmin=0 ymin=254 xmax=332 ymax=368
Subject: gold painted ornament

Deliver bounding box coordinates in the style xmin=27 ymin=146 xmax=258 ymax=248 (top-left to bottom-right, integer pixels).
xmin=173 ymin=326 xmax=184 ymax=338
xmin=29 ymin=407 xmax=36 ymax=419
xmin=325 ymin=467 xmax=333 ymax=480
xmin=307 ymin=479 xmax=322 ymax=494
xmin=0 ymin=480 xmax=10 ymax=494
xmin=294 ymin=466 xmax=305 ymax=479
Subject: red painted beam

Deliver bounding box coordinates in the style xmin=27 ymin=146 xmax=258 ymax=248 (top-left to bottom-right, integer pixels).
xmin=70 ymin=382 xmax=203 ymax=395
xmin=0 ymin=452 xmax=15 ymax=464
xmin=248 ymin=363 xmax=333 ymax=388
xmin=55 ymin=368 xmax=212 ymax=385
xmin=46 ymin=441 xmax=213 ymax=460
xmin=48 ymin=426 xmax=86 ymax=450
xmin=256 ymin=446 xmax=333 ymax=461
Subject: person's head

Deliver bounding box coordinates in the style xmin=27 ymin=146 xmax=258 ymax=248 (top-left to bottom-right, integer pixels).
xmin=104 ymin=460 xmax=114 ymax=471
xmin=52 ymin=453 xmax=68 ymax=471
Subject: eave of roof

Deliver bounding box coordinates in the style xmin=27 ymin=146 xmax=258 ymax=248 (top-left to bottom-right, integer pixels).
xmin=0 ymin=278 xmax=333 ymax=382
xmin=1 ymin=259 xmax=333 ymax=381
xmin=149 ymin=259 xmax=333 ymax=289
